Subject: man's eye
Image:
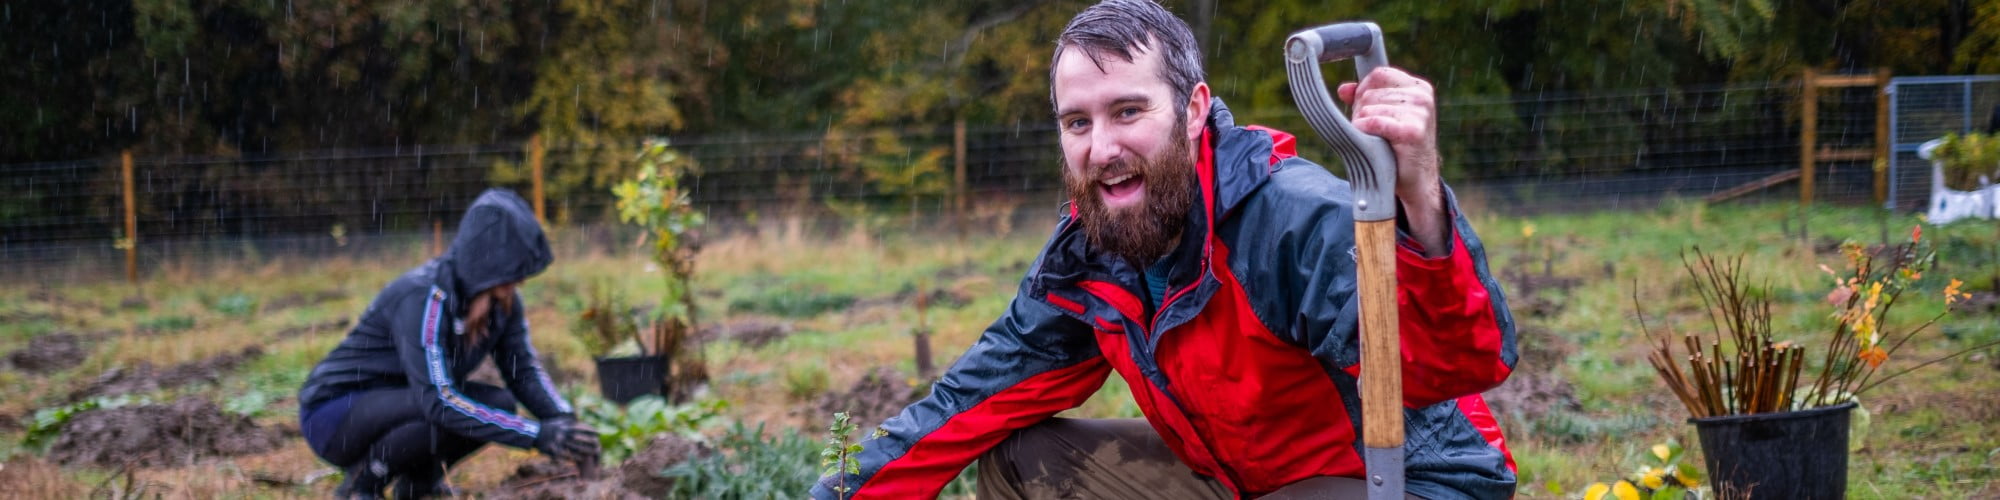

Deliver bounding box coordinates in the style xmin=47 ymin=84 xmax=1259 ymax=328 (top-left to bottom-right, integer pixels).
xmin=1119 ymin=107 xmax=1140 ymax=118
xmin=1065 ymin=118 xmax=1089 ymax=131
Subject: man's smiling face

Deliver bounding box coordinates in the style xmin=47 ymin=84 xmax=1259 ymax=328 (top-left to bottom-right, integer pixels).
xmin=1052 ymin=39 xmax=1202 ymax=263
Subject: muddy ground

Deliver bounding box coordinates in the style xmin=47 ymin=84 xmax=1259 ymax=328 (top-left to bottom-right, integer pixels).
xmin=5 ymin=332 xmax=96 ymax=374
xmin=48 ymin=397 xmax=287 ymax=468
xmin=488 ymin=433 xmax=710 ymax=499
xmin=815 ymin=366 xmax=923 ymax=431
xmin=68 ymin=346 xmax=264 ymax=402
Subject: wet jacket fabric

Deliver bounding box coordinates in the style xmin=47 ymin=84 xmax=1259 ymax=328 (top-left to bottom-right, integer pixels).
xmin=298 ymin=188 xmax=572 ymax=450
xmin=812 ymin=99 xmax=1518 ymax=499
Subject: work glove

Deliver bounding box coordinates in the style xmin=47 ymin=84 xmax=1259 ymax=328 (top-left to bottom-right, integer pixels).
xmin=533 ymin=417 xmax=601 ymax=464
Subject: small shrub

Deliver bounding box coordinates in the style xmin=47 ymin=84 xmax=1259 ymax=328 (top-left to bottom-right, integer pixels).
xmin=663 ymin=421 xmax=819 ymax=499
xmin=574 ymin=393 xmax=724 ymax=465
xmin=783 ymin=361 xmax=831 ymax=402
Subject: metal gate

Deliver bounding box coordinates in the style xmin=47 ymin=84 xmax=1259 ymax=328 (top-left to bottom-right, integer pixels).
xmin=1886 ymin=75 xmax=2000 ymax=211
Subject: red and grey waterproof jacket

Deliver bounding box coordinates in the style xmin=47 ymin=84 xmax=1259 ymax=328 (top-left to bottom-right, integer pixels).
xmin=812 ymin=99 xmax=1518 ymax=499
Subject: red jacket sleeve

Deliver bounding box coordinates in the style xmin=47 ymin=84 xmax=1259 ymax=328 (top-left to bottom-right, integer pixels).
xmin=1390 ymin=221 xmax=1514 ymax=407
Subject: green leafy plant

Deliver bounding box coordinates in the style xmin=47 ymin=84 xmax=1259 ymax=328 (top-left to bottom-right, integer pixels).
xmin=223 ymin=389 xmax=278 ymax=418
xmin=1568 ymin=439 xmax=1707 ymax=500
xmin=25 ymin=395 xmax=143 ymax=450
xmin=663 ymin=421 xmax=820 ymax=499
xmin=818 ymin=411 xmax=883 ymax=500
xmin=612 ymin=139 xmax=709 ymax=398
xmin=1931 ymin=132 xmax=2000 ymax=191
xmin=574 ymin=393 xmax=725 ymax=465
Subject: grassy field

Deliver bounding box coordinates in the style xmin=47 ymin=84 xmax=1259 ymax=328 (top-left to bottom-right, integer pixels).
xmin=1 ymin=199 xmax=1996 ymax=498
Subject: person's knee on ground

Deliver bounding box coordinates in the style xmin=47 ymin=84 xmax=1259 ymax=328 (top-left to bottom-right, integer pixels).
xmin=977 ymin=418 xmax=1229 ymax=500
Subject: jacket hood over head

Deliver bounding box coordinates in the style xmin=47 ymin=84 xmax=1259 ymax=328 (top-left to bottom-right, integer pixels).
xmin=445 ymin=189 xmax=553 ymax=299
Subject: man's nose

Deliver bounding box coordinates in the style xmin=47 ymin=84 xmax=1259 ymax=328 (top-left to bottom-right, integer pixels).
xmin=1088 ymin=127 xmax=1125 ymax=169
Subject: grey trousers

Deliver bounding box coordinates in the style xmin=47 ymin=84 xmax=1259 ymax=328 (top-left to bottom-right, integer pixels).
xmin=976 ymin=418 xmax=1414 ymax=499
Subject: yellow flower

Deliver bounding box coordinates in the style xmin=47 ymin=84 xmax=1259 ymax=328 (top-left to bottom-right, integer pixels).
xmin=1641 ymin=468 xmax=1666 ymax=489
xmin=1613 ymin=480 xmax=1641 ymax=500
xmin=1946 ymin=279 xmax=1967 ymax=304
xmin=1675 ymin=469 xmax=1702 ymax=488
xmin=1583 ymin=482 xmax=1609 ymax=499
xmin=1652 ymin=444 xmax=1672 ymax=462
xmin=1522 ymin=223 xmax=1536 ymax=239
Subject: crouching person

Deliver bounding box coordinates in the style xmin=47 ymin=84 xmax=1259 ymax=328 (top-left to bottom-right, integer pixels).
xmin=299 ymin=189 xmax=600 ymax=499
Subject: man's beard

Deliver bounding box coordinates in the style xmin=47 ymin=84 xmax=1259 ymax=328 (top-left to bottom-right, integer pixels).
xmin=1064 ymin=131 xmax=1198 ymax=265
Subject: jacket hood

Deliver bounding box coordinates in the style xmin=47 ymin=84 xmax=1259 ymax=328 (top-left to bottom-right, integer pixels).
xmin=444 ymin=188 xmax=553 ymax=299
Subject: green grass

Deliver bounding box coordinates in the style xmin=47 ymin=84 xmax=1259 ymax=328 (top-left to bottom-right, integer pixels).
xmin=0 ymin=199 xmax=1995 ymax=497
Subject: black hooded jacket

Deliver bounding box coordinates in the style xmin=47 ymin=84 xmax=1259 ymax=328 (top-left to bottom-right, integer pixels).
xmin=298 ymin=189 xmax=572 ymax=449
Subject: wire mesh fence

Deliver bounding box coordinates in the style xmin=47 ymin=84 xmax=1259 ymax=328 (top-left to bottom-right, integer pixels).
xmin=1887 ymin=75 xmax=2000 ymax=211
xmin=2 ymin=79 xmax=1890 ymax=281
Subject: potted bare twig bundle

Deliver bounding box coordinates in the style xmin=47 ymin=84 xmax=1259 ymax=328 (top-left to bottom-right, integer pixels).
xmin=1636 ymin=236 xmax=1993 ymax=500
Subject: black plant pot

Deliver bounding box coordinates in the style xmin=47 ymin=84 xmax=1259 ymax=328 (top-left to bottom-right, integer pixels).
xmin=595 ymin=355 xmax=668 ymax=404
xmin=1690 ymin=401 xmax=1856 ymax=500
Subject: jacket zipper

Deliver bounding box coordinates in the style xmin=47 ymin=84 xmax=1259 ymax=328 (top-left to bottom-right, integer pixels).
xmin=1136 ymin=258 xmax=1250 ymax=496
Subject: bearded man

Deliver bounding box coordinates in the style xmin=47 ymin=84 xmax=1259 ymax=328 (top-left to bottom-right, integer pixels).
xmin=812 ymin=1 xmax=1516 ymax=498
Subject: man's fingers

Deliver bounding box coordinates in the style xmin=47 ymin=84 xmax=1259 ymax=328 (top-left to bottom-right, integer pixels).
xmin=1337 ymin=82 xmax=1359 ymax=104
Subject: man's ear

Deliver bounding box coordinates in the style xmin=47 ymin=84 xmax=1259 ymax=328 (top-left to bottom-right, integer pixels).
xmin=1183 ymin=82 xmax=1212 ymax=141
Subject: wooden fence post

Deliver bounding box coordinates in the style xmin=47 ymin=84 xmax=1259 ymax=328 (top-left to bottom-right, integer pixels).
xmin=1874 ymin=67 xmax=1892 ymax=206
xmin=121 ymin=150 xmax=138 ymax=284
xmin=1800 ymin=67 xmax=1818 ymax=207
xmin=530 ymin=135 xmax=547 ymax=225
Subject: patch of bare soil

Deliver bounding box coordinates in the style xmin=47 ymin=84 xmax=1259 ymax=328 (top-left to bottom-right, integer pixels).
xmin=698 ymin=316 xmax=794 ymax=349
xmin=48 ymin=397 xmax=284 ymax=468
xmin=69 ymin=346 xmax=264 ymax=402
xmin=619 ymin=433 xmax=713 ymax=496
xmin=488 ymin=460 xmax=642 ymax=500
xmin=815 ymin=366 xmax=922 ymax=430
xmin=6 ymin=333 xmax=93 ymax=374
xmin=1483 ymin=328 xmax=1580 ymax=424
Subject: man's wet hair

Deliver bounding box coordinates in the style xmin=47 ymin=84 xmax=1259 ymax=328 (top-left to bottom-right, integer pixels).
xmin=1051 ymin=0 xmax=1206 ymax=117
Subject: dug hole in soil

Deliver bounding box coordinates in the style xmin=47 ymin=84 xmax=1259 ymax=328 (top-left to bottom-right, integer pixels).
xmin=489 ymin=433 xmax=711 ymax=499
xmin=48 ymin=397 xmax=286 ymax=468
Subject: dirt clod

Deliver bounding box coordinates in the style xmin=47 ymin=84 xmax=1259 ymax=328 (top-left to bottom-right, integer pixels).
xmin=7 ymin=333 xmax=92 ymax=374
xmin=490 ymin=460 xmax=642 ymax=500
xmin=48 ymin=397 xmax=283 ymax=468
xmin=816 ymin=366 xmax=921 ymax=430
xmin=620 ymin=433 xmax=713 ymax=496
xmin=1483 ymin=330 xmax=1580 ymax=424
xmin=699 ymin=317 xmax=793 ymax=349
xmin=70 ymin=346 xmax=264 ymax=402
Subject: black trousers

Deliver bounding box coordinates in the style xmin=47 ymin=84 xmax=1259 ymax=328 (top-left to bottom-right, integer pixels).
xmin=315 ymin=382 xmax=517 ymax=489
